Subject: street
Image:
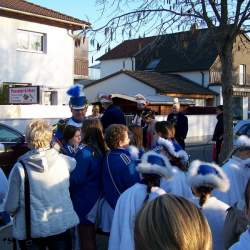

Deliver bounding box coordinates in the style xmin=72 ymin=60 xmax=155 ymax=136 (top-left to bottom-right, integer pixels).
xmin=186 ymin=143 xmax=213 ymax=163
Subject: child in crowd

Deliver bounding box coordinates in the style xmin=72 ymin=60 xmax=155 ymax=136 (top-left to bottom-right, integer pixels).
xmin=100 ymin=124 xmax=140 ymax=233
xmin=154 ymin=121 xmax=191 ymax=198
xmin=134 ymin=194 xmax=212 ymax=250
xmin=187 ymin=160 xmax=230 ymax=250
xmin=0 ymin=167 xmax=10 ymax=227
xmin=128 ymin=124 xmax=144 ymax=158
xmin=62 ymin=125 xmax=82 ymax=157
xmin=70 ymin=118 xmax=107 ymax=250
xmin=214 ymin=135 xmax=250 ymax=206
xmin=109 ymin=151 xmax=173 ymax=250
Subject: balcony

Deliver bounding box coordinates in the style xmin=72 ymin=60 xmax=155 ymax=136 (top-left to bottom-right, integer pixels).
xmin=74 ymin=58 xmax=88 ymax=79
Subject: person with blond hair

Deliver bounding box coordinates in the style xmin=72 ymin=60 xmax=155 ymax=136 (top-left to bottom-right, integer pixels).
xmin=5 ymin=119 xmax=79 ymax=250
xmin=134 ymin=194 xmax=212 ymax=250
xmin=187 ymin=160 xmax=230 ymax=250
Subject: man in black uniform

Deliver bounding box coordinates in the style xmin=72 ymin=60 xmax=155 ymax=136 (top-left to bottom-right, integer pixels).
xmin=212 ymin=105 xmax=224 ymax=163
xmin=167 ymin=102 xmax=188 ymax=149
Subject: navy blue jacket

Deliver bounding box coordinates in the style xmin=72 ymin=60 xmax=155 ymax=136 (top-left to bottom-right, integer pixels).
xmin=102 ymin=148 xmax=140 ymax=209
xmin=101 ymin=104 xmax=126 ymax=130
xmin=167 ymin=112 xmax=188 ymax=148
xmin=70 ymin=145 xmax=103 ymax=224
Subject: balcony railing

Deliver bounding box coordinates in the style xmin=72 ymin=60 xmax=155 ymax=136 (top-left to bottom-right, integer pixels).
xmin=74 ymin=59 xmax=88 ymax=77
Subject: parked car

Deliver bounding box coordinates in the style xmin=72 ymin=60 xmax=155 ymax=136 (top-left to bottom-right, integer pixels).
xmin=0 ymin=123 xmax=29 ymax=176
xmin=233 ymin=119 xmax=250 ymax=145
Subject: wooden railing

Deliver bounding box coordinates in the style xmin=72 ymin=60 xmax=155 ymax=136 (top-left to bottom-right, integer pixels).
xmin=74 ymin=59 xmax=88 ymax=77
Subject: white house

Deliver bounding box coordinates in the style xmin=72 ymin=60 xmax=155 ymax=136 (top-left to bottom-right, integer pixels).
xmin=96 ymin=28 xmax=250 ymax=119
xmin=0 ymin=0 xmax=90 ymax=105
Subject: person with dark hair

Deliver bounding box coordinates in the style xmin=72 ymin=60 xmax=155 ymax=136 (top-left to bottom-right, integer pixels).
xmin=109 ymin=151 xmax=173 ymax=250
xmin=98 ymin=94 xmax=126 ymax=131
xmin=167 ymin=102 xmax=188 ymax=149
xmin=187 ymin=160 xmax=230 ymax=250
xmin=212 ymin=105 xmax=224 ymax=163
xmin=153 ymin=121 xmax=192 ymax=198
xmin=62 ymin=125 xmax=82 ymax=156
xmin=100 ymin=124 xmax=140 ymax=233
xmin=70 ymin=118 xmax=107 ymax=250
xmin=134 ymin=194 xmax=212 ymax=250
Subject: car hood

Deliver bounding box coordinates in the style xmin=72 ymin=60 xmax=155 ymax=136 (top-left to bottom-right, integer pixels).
xmin=18 ymin=147 xmax=59 ymax=172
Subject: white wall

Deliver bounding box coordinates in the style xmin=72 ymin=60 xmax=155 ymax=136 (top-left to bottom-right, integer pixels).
xmin=100 ymin=58 xmax=134 ymax=77
xmin=84 ymin=73 xmax=156 ymax=102
xmin=156 ymin=114 xmax=217 ymax=142
xmin=0 ymin=16 xmax=74 ymax=89
xmin=173 ymin=71 xmax=210 ymax=87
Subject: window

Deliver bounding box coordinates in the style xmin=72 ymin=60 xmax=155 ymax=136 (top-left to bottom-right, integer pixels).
xmin=239 ymin=64 xmax=246 ymax=85
xmin=0 ymin=125 xmax=23 ymax=143
xmin=17 ymin=30 xmax=46 ymax=53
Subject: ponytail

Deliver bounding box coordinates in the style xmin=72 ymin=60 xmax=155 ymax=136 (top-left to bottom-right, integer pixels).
xmin=143 ymin=175 xmax=160 ymax=203
xmin=196 ymin=186 xmax=213 ymax=208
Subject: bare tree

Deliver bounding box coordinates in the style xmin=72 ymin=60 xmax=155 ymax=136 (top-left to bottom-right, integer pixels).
xmin=89 ymin=0 xmax=250 ymax=160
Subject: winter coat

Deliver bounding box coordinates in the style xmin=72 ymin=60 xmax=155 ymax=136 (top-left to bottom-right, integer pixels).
xmin=212 ymin=113 xmax=224 ymax=142
xmin=70 ymin=145 xmax=103 ymax=224
xmin=101 ymin=104 xmax=126 ymax=130
xmin=167 ymin=112 xmax=188 ymax=148
xmin=4 ymin=147 xmax=79 ymax=240
xmin=191 ymin=196 xmax=229 ymax=250
xmin=102 ymin=148 xmax=140 ymax=210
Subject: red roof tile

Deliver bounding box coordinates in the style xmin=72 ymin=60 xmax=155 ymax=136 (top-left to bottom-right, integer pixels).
xmin=0 ymin=0 xmax=90 ymax=28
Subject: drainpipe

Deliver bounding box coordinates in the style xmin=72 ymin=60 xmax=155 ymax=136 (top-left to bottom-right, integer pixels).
xmin=200 ymin=71 xmax=205 ymax=87
xmin=130 ymin=57 xmax=134 ymax=71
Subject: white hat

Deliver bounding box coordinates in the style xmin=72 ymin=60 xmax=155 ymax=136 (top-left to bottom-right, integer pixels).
xmin=235 ymin=135 xmax=250 ymax=149
xmin=157 ymin=137 xmax=189 ymax=165
xmin=134 ymin=94 xmax=147 ymax=105
xmin=187 ymin=160 xmax=229 ymax=192
xmin=137 ymin=151 xmax=173 ymax=179
xmin=98 ymin=93 xmax=113 ymax=103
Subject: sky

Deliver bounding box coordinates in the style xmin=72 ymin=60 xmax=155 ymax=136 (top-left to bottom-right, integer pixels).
xmin=30 ymin=0 xmax=115 ymax=64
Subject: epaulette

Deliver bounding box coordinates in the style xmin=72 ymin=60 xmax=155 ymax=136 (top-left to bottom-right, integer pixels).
xmin=120 ymin=153 xmax=131 ymax=165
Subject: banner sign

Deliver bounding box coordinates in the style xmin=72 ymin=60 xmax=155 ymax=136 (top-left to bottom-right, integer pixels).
xmin=9 ymin=86 xmax=39 ymax=104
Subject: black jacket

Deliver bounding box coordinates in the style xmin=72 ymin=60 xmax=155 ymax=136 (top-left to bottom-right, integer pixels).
xmin=212 ymin=113 xmax=224 ymax=142
xmin=167 ymin=112 xmax=188 ymax=141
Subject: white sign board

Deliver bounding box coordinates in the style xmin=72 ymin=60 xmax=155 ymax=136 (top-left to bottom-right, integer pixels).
xmin=9 ymin=87 xmax=39 ymax=104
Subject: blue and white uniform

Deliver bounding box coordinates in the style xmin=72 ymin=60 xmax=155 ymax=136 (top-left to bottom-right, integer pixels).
xmin=70 ymin=145 xmax=103 ymax=224
xmin=100 ymin=148 xmax=140 ymax=233
xmin=108 ymin=151 xmax=173 ymax=250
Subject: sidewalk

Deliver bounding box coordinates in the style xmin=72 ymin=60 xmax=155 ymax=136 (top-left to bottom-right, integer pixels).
xmin=186 ymin=135 xmax=213 ymax=147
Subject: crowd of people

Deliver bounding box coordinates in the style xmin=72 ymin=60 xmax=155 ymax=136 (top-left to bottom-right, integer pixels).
xmin=0 ymin=85 xmax=250 ymax=250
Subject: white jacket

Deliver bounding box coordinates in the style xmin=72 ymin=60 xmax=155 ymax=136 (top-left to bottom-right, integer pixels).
xmin=4 ymin=147 xmax=79 ymax=240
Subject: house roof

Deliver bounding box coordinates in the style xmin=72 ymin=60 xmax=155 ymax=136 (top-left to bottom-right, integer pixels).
xmin=97 ymin=37 xmax=155 ymax=60
xmin=85 ymin=70 xmax=217 ymax=98
xmin=97 ymin=28 xmax=219 ymax=72
xmin=0 ymin=0 xmax=90 ymax=30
